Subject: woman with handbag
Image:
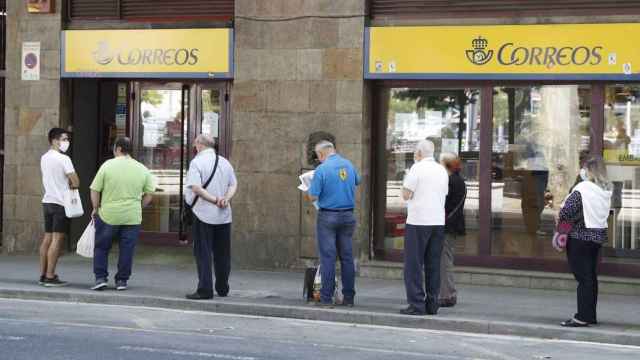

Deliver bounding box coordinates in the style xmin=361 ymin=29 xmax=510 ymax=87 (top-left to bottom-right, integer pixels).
xmin=438 ymin=153 xmax=467 ymax=308
xmin=554 ymin=156 xmax=612 ymax=327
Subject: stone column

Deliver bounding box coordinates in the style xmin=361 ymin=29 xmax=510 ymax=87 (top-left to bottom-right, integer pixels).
xmin=232 ymin=0 xmax=368 ymax=268
xmin=3 ymin=0 xmax=63 ymax=253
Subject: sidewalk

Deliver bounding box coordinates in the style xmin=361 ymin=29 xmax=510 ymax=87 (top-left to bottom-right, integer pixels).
xmin=1 ymin=255 xmax=639 ymax=346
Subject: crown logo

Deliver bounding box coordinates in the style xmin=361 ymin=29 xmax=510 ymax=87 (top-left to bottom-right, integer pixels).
xmin=466 ymin=36 xmax=493 ymax=66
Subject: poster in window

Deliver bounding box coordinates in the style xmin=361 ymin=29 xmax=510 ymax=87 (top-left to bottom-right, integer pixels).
xmin=27 ymin=0 xmax=54 ymax=14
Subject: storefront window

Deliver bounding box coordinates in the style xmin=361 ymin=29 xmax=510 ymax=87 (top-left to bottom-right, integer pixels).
xmin=380 ymin=88 xmax=481 ymax=256
xmin=603 ymin=85 xmax=640 ymax=265
xmin=491 ymin=86 xmax=591 ymax=258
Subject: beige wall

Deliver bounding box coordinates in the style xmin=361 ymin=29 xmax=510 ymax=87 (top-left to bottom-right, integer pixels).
xmin=2 ymin=0 xmax=64 ymax=253
xmin=231 ymin=0 xmax=369 ymax=269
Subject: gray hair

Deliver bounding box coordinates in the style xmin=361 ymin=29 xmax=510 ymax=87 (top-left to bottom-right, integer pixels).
xmin=415 ymin=140 xmax=435 ymax=158
xmin=315 ymin=140 xmax=335 ymax=153
xmin=195 ymin=134 xmax=216 ymax=149
xmin=583 ymin=155 xmax=612 ymax=191
xmin=439 ymin=152 xmax=457 ymax=164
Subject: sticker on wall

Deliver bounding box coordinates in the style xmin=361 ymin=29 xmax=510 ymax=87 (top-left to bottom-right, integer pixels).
xmin=608 ymin=53 xmax=617 ymax=65
xmin=624 ymin=63 xmax=632 ymax=75
xmin=388 ymin=61 xmax=397 ymax=73
xmin=375 ymin=61 xmax=383 ymax=72
xmin=21 ymin=42 xmax=40 ymax=81
xmin=27 ymin=0 xmax=54 ymax=14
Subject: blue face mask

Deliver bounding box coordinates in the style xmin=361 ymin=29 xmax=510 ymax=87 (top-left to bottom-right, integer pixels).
xmin=580 ymin=168 xmax=588 ymax=181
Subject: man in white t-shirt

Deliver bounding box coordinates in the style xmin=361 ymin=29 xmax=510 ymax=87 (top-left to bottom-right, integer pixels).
xmin=39 ymin=128 xmax=80 ymax=287
xmin=400 ymin=140 xmax=449 ymax=316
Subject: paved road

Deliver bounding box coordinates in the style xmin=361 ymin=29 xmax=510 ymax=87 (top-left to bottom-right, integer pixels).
xmin=0 ymin=298 xmax=638 ymax=360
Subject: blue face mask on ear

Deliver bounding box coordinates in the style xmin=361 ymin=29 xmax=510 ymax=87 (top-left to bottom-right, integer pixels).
xmin=580 ymin=168 xmax=588 ymax=181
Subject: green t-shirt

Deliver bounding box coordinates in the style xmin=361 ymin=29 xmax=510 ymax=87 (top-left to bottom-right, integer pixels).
xmin=90 ymin=156 xmax=156 ymax=226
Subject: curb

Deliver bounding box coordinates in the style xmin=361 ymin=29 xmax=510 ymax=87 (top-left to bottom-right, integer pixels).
xmin=0 ymin=288 xmax=638 ymax=347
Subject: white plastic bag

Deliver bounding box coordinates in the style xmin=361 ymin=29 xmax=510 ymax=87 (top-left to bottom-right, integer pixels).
xmin=312 ymin=265 xmax=343 ymax=303
xmin=312 ymin=266 xmax=322 ymax=301
xmin=76 ymin=222 xmax=95 ymax=258
xmin=64 ymin=189 xmax=84 ymax=218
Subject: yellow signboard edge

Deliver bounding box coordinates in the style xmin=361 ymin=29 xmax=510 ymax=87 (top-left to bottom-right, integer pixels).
xmin=60 ymin=29 xmax=234 ymax=79
xmin=363 ymin=25 xmax=640 ymax=81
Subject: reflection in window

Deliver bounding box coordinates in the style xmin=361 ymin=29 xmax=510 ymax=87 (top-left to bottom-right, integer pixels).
xmin=492 ymin=86 xmax=591 ymax=258
xmin=380 ymin=88 xmax=481 ymax=256
xmin=139 ymin=89 xmax=186 ymax=234
xmin=603 ymin=85 xmax=640 ymax=264
xmin=201 ymin=89 xmax=220 ymax=143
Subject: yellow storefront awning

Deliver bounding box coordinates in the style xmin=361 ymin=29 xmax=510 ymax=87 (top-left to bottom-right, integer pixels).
xmin=62 ymin=28 xmax=233 ymax=79
xmin=365 ymin=24 xmax=640 ymax=80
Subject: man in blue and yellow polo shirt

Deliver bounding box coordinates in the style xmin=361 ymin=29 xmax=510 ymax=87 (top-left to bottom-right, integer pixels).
xmin=308 ymin=141 xmax=361 ymax=307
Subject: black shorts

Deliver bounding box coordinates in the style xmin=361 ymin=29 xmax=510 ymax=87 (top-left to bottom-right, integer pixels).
xmin=43 ymin=203 xmax=69 ymax=233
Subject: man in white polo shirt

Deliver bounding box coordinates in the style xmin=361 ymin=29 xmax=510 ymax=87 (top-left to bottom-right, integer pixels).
xmin=400 ymin=140 xmax=449 ymax=315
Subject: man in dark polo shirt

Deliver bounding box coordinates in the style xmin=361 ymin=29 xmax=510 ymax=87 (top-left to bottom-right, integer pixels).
xmin=308 ymin=141 xmax=361 ymax=307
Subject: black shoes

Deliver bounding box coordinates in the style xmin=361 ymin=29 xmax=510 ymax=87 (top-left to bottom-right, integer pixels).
xmin=42 ymin=275 xmax=68 ymax=287
xmin=400 ymin=305 xmax=426 ymax=316
xmin=439 ymin=297 xmax=457 ymax=308
xmin=337 ymin=298 xmax=355 ymax=307
xmin=561 ymin=318 xmax=589 ymax=327
xmin=314 ymin=301 xmax=334 ymax=309
xmin=186 ymin=292 xmax=213 ymax=300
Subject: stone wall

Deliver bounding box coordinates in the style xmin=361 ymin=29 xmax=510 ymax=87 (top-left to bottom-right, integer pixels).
xmin=2 ymin=0 xmax=63 ymax=253
xmin=232 ymin=0 xmax=369 ymax=269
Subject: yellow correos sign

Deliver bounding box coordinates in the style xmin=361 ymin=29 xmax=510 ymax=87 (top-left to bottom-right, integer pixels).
xmin=62 ymin=29 xmax=233 ymax=78
xmin=366 ymin=24 xmax=640 ymax=80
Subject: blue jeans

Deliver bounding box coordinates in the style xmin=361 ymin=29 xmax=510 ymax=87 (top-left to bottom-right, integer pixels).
xmin=93 ymin=216 xmax=140 ymax=282
xmin=316 ymin=210 xmax=356 ymax=303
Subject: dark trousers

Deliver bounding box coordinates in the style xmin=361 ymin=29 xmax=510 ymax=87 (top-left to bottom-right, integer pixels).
xmin=192 ymin=218 xmax=231 ymax=297
xmin=404 ymin=224 xmax=445 ymax=314
xmin=316 ymin=210 xmax=356 ymax=304
xmin=566 ymin=237 xmax=601 ymax=324
xmin=93 ymin=216 xmax=140 ymax=282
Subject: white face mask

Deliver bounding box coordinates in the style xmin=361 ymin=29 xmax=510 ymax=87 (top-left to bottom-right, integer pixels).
xmin=579 ymin=168 xmax=588 ymax=181
xmin=59 ymin=140 xmax=70 ymax=153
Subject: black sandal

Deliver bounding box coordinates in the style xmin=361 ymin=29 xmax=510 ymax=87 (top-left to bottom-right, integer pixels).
xmin=561 ymin=318 xmax=589 ymax=327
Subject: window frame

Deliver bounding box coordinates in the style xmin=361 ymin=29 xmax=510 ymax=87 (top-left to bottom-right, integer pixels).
xmin=371 ymin=80 xmax=640 ymax=278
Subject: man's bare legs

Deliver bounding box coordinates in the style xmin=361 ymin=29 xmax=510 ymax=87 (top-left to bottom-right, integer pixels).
xmin=40 ymin=232 xmax=64 ymax=279
xmin=39 ymin=233 xmax=52 ymax=279
xmin=46 ymin=233 xmax=64 ymax=278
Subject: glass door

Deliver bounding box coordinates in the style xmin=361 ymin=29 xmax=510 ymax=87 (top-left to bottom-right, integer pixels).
xmin=133 ymin=82 xmax=191 ymax=240
xmin=131 ymin=81 xmax=228 ymax=243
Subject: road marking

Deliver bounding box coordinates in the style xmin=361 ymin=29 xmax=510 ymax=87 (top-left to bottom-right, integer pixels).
xmin=0 ymin=335 xmax=25 ymax=341
xmin=119 ymin=346 xmax=256 ymax=360
xmin=273 ymin=339 xmax=489 ymax=360
xmin=0 ymin=318 xmax=246 ymax=341
xmin=2 ymin=298 xmax=640 ymax=352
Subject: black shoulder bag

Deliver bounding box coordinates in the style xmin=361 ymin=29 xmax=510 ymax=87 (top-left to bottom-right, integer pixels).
xmin=182 ymin=153 xmax=219 ymax=228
